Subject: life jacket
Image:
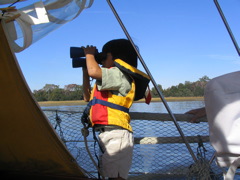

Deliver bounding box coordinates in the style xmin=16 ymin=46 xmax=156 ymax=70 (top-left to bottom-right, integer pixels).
xmin=88 ymin=59 xmax=150 ymax=132
xmin=205 ymin=71 xmax=240 ymax=179
xmin=114 ymin=59 xmax=150 ymax=101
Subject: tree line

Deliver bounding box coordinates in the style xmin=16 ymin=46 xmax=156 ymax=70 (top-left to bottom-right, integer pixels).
xmin=151 ymin=75 xmax=210 ymax=98
xmin=33 ymin=84 xmax=83 ymax=101
xmin=33 ymin=76 xmax=210 ymax=101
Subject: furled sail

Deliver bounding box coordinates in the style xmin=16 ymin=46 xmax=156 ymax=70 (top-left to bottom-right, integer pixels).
xmin=1 ymin=0 xmax=93 ymax=52
xmin=0 ymin=0 xmax=94 ymax=179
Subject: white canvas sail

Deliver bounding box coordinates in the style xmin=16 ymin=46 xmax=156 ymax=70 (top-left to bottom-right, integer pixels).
xmin=1 ymin=0 xmax=93 ymax=52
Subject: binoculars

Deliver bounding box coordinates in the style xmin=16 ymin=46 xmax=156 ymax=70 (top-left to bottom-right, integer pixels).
xmin=70 ymin=47 xmax=105 ymax=68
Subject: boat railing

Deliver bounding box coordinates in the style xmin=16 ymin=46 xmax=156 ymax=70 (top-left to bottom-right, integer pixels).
xmin=42 ymin=109 xmax=225 ymax=179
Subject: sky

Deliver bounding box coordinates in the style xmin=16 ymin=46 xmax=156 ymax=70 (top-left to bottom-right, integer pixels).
xmin=2 ymin=0 xmax=240 ymax=91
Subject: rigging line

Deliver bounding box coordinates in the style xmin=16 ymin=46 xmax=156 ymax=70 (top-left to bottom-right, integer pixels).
xmin=1 ymin=0 xmax=20 ymax=16
xmin=9 ymin=0 xmax=20 ymax=7
xmin=214 ymin=0 xmax=240 ymax=56
xmin=106 ymin=0 xmax=197 ymax=162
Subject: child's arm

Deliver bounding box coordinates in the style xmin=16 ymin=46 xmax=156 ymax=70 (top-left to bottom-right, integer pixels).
xmin=83 ymin=46 xmax=102 ymax=80
xmin=82 ymin=67 xmax=91 ymax=102
xmin=185 ymin=107 xmax=206 ymax=123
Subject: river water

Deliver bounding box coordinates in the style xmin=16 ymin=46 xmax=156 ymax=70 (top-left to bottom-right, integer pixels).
xmin=41 ymin=100 xmax=205 ymax=114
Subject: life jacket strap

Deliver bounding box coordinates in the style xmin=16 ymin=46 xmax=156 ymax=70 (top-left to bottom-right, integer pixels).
xmin=89 ymin=97 xmax=129 ymax=113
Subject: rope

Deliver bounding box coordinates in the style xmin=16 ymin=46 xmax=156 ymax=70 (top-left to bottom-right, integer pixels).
xmin=54 ymin=110 xmax=65 ymax=142
xmin=81 ymin=107 xmax=105 ymax=180
xmin=187 ymin=135 xmax=218 ymax=180
xmin=50 ymin=110 xmax=97 ymax=178
xmin=1 ymin=0 xmax=20 ymax=16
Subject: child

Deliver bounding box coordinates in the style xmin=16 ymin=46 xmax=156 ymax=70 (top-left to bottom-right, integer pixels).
xmin=82 ymin=39 xmax=138 ymax=180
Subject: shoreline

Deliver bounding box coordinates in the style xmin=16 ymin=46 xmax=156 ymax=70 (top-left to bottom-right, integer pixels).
xmin=38 ymin=97 xmax=204 ymax=107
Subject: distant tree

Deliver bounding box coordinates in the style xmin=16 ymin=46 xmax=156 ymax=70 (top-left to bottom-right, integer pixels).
xmin=42 ymin=84 xmax=59 ymax=91
xmin=193 ymin=86 xmax=204 ymax=96
xmin=199 ymin=75 xmax=210 ymax=82
xmin=156 ymin=75 xmax=211 ymax=97
xmin=151 ymin=84 xmax=163 ymax=97
xmin=64 ymin=84 xmax=83 ymax=100
xmin=64 ymin=84 xmax=78 ymax=91
xmin=40 ymin=84 xmax=59 ymax=100
xmin=33 ymin=89 xmax=47 ymax=101
xmin=49 ymin=88 xmax=64 ymax=101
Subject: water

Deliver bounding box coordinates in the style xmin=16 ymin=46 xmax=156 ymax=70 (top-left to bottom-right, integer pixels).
xmin=41 ymin=100 xmax=205 ymax=114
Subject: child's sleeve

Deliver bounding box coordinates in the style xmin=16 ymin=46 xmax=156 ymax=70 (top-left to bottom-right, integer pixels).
xmin=96 ymin=67 xmax=131 ymax=96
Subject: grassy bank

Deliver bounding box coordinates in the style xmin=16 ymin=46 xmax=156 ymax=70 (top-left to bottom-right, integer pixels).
xmin=38 ymin=97 xmax=204 ymax=107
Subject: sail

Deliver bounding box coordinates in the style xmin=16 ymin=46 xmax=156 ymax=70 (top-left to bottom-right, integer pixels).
xmin=0 ymin=0 xmax=94 ymax=52
xmin=0 ymin=21 xmax=91 ymax=179
xmin=0 ymin=0 xmax=95 ymax=179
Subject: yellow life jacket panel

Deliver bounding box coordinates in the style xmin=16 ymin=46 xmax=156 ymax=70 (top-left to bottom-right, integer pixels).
xmin=114 ymin=59 xmax=150 ymax=101
xmin=89 ymin=80 xmax=135 ymax=132
xmin=88 ymin=59 xmax=150 ymax=132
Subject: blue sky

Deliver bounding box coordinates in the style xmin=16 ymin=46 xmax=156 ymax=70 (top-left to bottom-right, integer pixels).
xmin=4 ymin=0 xmax=240 ymax=91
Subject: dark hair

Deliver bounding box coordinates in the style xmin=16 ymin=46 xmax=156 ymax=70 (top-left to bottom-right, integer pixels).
xmin=102 ymin=39 xmax=138 ymax=68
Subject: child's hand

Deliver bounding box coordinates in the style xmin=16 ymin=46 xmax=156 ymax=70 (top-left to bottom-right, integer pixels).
xmin=82 ymin=45 xmax=96 ymax=56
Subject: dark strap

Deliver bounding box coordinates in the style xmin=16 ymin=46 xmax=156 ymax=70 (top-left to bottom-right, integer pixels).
xmin=89 ymin=97 xmax=129 ymax=113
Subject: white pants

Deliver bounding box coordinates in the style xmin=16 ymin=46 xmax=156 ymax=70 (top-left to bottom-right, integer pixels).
xmin=98 ymin=129 xmax=134 ymax=179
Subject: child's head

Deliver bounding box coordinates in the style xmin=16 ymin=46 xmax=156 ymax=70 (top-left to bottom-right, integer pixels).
xmin=102 ymin=39 xmax=138 ymax=68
